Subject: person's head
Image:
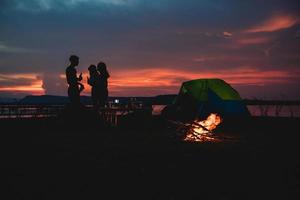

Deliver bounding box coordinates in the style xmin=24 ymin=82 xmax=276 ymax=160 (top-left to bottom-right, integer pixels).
xmin=97 ymin=62 xmax=106 ymax=72
xmin=69 ymin=55 xmax=79 ymax=67
xmin=88 ymin=64 xmax=97 ymax=74
xmin=97 ymin=62 xmax=110 ymax=77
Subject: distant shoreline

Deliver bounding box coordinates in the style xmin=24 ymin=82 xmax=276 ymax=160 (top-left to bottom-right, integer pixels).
xmin=1 ymin=94 xmax=300 ymax=105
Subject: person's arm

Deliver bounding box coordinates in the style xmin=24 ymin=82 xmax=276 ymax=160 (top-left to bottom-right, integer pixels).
xmin=78 ymin=73 xmax=83 ymax=81
xmin=78 ymin=82 xmax=85 ymax=92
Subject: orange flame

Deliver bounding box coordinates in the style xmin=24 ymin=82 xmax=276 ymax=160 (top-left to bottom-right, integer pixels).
xmin=184 ymin=113 xmax=222 ymax=142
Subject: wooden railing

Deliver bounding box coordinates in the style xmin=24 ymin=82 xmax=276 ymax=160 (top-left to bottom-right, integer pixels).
xmin=0 ymin=104 xmax=65 ymax=119
xmin=0 ymin=104 xmax=152 ymax=125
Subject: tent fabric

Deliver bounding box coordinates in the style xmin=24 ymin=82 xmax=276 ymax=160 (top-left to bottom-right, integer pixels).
xmin=173 ymin=79 xmax=250 ymax=119
xmin=178 ymin=79 xmax=242 ymax=101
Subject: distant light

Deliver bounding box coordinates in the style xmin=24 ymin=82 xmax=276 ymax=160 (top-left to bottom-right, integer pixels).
xmin=114 ymin=99 xmax=119 ymax=103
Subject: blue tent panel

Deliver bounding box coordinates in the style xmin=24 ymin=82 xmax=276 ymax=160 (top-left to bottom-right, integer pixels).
xmin=196 ymin=89 xmax=250 ymax=118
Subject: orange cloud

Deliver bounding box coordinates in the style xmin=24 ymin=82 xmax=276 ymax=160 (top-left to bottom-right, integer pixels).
xmin=0 ymin=73 xmax=44 ymax=95
xmin=1 ymin=68 xmax=299 ymax=97
xmin=237 ymin=36 xmax=272 ymax=45
xmin=245 ymin=14 xmax=299 ymax=33
xmin=102 ymin=67 xmax=299 ymax=96
xmin=223 ymin=31 xmax=233 ymax=38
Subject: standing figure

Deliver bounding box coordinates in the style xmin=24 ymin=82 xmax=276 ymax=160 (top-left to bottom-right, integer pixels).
xmin=65 ymin=55 xmax=84 ymax=106
xmin=97 ymin=62 xmax=110 ymax=107
xmin=87 ymin=64 xmax=101 ymax=110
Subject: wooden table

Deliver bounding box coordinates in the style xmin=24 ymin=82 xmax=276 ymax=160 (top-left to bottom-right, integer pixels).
xmin=98 ymin=106 xmax=153 ymax=125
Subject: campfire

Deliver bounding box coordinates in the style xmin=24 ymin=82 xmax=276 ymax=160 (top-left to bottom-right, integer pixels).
xmin=184 ymin=113 xmax=222 ymax=142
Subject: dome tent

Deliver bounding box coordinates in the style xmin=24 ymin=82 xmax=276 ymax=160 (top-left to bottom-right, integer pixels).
xmin=163 ymin=79 xmax=250 ymax=122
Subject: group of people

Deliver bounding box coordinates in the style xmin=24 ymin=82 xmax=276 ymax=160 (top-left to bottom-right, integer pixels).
xmin=66 ymin=55 xmax=110 ymax=110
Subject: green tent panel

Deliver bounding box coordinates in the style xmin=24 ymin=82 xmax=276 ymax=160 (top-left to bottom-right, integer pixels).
xmin=174 ymin=78 xmax=250 ymax=118
xmin=179 ymin=79 xmax=242 ymax=101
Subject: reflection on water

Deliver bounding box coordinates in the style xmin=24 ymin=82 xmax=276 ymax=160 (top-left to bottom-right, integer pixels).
xmin=1 ymin=104 xmax=299 ymax=119
xmin=247 ymin=105 xmax=300 ymax=117
xmin=152 ymin=105 xmax=167 ymax=115
xmin=152 ymin=105 xmax=300 ymax=117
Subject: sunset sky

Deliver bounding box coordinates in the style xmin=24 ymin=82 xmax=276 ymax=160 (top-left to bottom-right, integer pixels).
xmin=0 ymin=0 xmax=300 ymax=99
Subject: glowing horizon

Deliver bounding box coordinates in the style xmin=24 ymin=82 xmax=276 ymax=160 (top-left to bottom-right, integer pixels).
xmin=1 ymin=66 xmax=299 ymax=98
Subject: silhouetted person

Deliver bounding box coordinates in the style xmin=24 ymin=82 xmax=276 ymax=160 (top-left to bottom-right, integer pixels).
xmin=97 ymin=62 xmax=110 ymax=107
xmin=87 ymin=64 xmax=101 ymax=110
xmin=66 ymin=55 xmax=84 ymax=106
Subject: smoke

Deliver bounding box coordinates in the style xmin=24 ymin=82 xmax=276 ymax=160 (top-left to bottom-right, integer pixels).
xmin=41 ymin=73 xmax=67 ymax=96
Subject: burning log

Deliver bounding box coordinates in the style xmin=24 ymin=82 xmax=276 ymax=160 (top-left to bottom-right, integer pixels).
xmin=190 ymin=121 xmax=211 ymax=132
xmin=168 ymin=113 xmax=222 ymax=142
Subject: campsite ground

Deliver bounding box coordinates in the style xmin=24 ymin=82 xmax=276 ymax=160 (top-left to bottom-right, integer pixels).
xmin=1 ymin=115 xmax=299 ymax=200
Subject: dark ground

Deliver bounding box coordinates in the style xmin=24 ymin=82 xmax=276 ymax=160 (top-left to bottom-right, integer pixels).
xmin=1 ymin=113 xmax=300 ymax=200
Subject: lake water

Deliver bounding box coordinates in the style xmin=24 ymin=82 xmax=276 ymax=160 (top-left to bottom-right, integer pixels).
xmin=1 ymin=104 xmax=299 ymax=119
xmin=152 ymin=105 xmax=300 ymax=117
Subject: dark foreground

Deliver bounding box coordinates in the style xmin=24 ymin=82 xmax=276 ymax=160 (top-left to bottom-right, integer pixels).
xmin=1 ymin=115 xmax=300 ymax=200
